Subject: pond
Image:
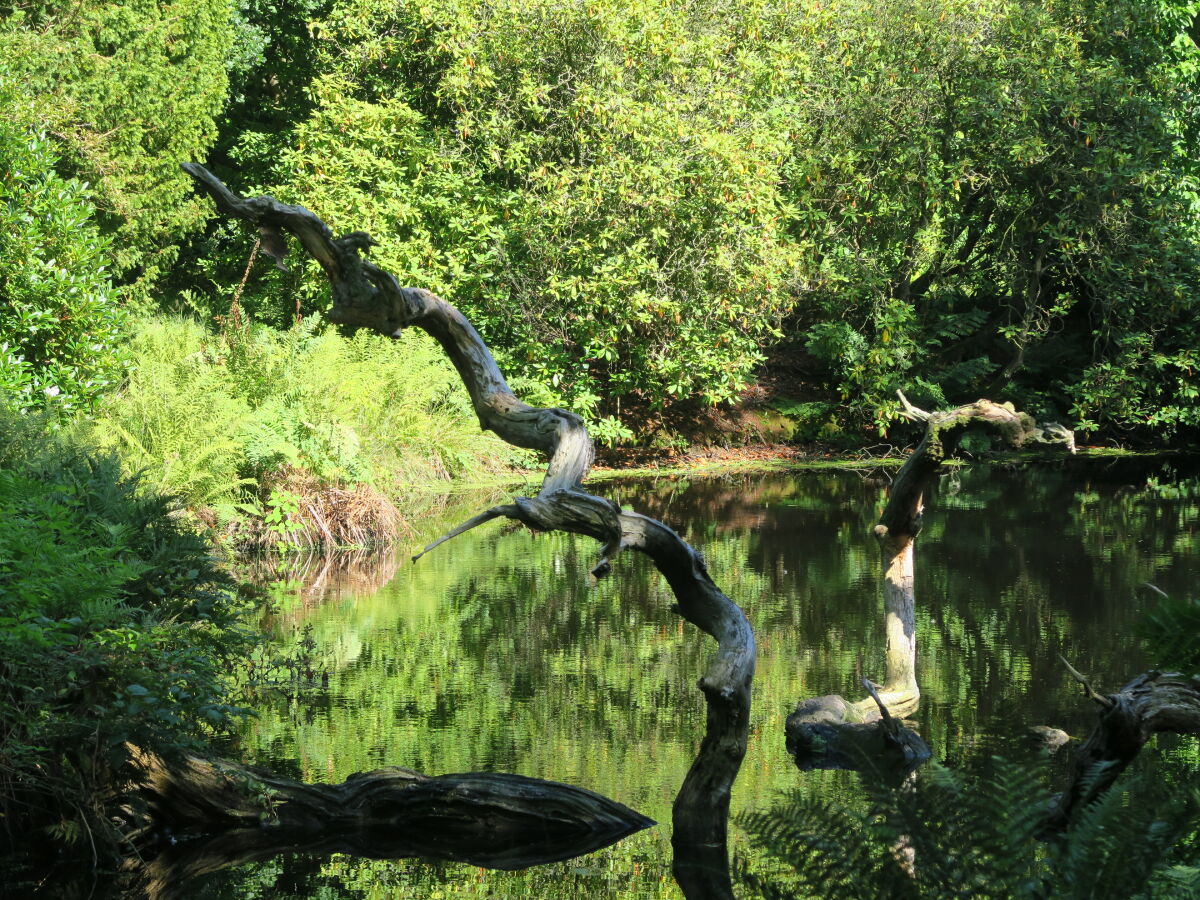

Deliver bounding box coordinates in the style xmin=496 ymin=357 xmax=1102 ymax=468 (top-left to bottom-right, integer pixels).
xmin=174 ymin=458 xmax=1200 ymax=897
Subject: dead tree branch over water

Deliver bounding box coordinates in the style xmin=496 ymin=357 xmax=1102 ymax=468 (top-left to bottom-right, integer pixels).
xmin=182 ymin=163 xmax=755 ymax=899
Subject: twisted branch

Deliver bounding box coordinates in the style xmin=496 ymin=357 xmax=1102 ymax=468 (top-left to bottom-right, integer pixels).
xmin=184 ymin=164 xmax=755 ymax=899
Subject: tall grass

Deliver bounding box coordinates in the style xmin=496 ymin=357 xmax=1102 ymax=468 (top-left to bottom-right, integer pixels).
xmin=87 ymin=315 xmax=533 ymax=548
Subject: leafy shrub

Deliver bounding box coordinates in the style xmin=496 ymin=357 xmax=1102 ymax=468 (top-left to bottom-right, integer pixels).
xmin=775 ymin=0 xmax=1200 ymax=436
xmin=89 ymin=315 xmax=532 ymax=544
xmin=0 ymin=412 xmax=255 ymax=854
xmin=739 ymin=758 xmax=1200 ymax=899
xmin=197 ymin=0 xmax=800 ymax=426
xmin=1139 ymin=591 xmax=1200 ymax=674
xmin=0 ymin=0 xmax=234 ymax=294
xmin=0 ymin=77 xmax=127 ymax=414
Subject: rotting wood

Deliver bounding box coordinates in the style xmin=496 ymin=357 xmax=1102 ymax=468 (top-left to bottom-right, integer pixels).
xmin=182 ymin=163 xmax=755 ymax=899
xmin=119 ymin=747 xmax=652 ymax=900
xmin=1047 ymin=670 xmax=1200 ymax=833
xmin=786 ymin=680 xmax=930 ymax=775
xmin=787 ymin=393 xmax=1074 ymax=766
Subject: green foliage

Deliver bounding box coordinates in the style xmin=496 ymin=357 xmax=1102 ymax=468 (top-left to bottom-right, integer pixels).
xmin=0 ymin=77 xmax=126 ymax=414
xmin=175 ymin=0 xmax=1200 ymax=441
xmin=0 ymin=0 xmax=235 ymax=292
xmin=775 ymin=0 xmax=1200 ymax=436
xmin=738 ymin=759 xmax=1200 ymax=899
xmin=1139 ymin=590 xmax=1200 ymax=673
xmin=211 ymin=0 xmax=800 ymax=424
xmin=87 ymin=315 xmax=530 ymax=523
xmin=0 ymin=412 xmax=255 ymax=853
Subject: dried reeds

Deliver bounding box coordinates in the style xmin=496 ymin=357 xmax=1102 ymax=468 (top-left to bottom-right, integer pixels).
xmin=217 ymin=467 xmax=410 ymax=553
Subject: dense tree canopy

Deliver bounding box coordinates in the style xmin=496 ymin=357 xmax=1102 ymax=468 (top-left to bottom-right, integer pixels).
xmin=0 ymin=0 xmax=233 ymax=292
xmin=2 ymin=0 xmax=1198 ymax=441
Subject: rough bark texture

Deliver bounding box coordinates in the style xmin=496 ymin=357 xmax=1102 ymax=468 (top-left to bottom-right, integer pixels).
xmin=787 ymin=394 xmax=1072 ymax=767
xmin=183 ymin=164 xmax=755 ymax=899
xmin=120 ymin=748 xmax=652 ymax=900
xmin=786 ymin=681 xmax=931 ymax=775
xmin=1048 ymin=671 xmax=1200 ymax=832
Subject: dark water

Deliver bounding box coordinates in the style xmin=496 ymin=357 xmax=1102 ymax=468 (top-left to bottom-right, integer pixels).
xmin=76 ymin=458 xmax=1200 ymax=897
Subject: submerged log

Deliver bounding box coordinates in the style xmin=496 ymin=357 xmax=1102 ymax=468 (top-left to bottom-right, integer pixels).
xmin=183 ymin=163 xmax=754 ymax=900
xmin=119 ymin=748 xmax=652 ymax=899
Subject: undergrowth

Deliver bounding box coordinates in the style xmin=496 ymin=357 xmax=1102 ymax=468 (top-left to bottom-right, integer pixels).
xmin=738 ymin=757 xmax=1200 ymax=899
xmin=86 ymin=315 xmax=534 ymax=549
xmin=0 ymin=412 xmax=256 ymax=860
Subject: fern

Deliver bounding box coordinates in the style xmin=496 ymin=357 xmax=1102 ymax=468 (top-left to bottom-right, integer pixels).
xmin=739 ymin=758 xmax=1200 ymax=899
xmin=1138 ymin=592 xmax=1200 ymax=673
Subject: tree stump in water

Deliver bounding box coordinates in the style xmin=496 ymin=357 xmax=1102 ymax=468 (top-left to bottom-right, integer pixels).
xmin=786 ymin=681 xmax=931 ymax=774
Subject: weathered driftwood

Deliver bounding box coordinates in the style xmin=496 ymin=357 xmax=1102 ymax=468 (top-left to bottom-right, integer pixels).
xmin=786 ymin=680 xmax=930 ymax=775
xmin=1048 ymin=670 xmax=1200 ymax=832
xmin=183 ymin=163 xmax=755 ymax=900
xmin=120 ymin=748 xmax=652 ymax=900
xmin=786 ymin=394 xmax=1072 ymax=769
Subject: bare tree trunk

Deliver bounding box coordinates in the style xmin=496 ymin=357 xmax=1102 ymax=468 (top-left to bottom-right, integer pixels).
xmin=181 ymin=164 xmax=755 ymax=899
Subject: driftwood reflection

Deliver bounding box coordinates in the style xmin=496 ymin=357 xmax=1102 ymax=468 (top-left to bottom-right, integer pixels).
xmin=787 ymin=396 xmax=1071 ymax=774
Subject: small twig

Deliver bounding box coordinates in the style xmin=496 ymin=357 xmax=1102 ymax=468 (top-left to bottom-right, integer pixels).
xmin=1059 ymin=655 xmax=1115 ymax=709
xmin=1140 ymin=582 xmax=1169 ymax=600
xmin=227 ymin=238 xmax=260 ymax=330
xmin=412 ymin=505 xmax=513 ymax=561
xmin=862 ymin=678 xmax=894 ymax=724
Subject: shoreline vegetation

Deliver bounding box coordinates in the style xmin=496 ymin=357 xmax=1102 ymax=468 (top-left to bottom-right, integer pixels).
xmin=3 ymin=0 xmax=1200 ymax=876
xmin=71 ymin=313 xmax=1188 ymax=556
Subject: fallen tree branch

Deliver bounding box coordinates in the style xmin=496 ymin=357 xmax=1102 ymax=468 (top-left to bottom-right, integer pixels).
xmin=1059 ymin=654 xmax=1115 ymax=709
xmin=119 ymin=748 xmax=651 ymax=900
xmin=1047 ymin=671 xmax=1200 ymax=833
xmin=183 ymin=164 xmax=755 ymax=899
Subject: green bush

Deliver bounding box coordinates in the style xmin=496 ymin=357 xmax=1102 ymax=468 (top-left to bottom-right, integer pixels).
xmin=88 ymin=315 xmax=531 ymax=527
xmin=774 ymin=0 xmax=1200 ymax=436
xmin=0 ymin=413 xmax=255 ymax=853
xmin=177 ymin=0 xmax=1200 ymax=443
xmin=196 ymin=0 xmax=799 ymax=431
xmin=0 ymin=0 xmax=234 ymax=293
xmin=0 ymin=77 xmax=127 ymax=414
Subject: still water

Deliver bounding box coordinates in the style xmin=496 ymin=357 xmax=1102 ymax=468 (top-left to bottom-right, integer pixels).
xmin=193 ymin=458 xmax=1197 ymax=898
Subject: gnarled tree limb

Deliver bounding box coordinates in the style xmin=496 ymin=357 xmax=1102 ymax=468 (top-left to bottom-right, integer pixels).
xmin=183 ymin=164 xmax=755 ymax=899
xmin=1047 ymin=671 xmax=1200 ymax=833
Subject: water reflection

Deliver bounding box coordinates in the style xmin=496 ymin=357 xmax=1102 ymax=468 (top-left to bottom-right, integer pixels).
xmin=136 ymin=459 xmax=1200 ymax=896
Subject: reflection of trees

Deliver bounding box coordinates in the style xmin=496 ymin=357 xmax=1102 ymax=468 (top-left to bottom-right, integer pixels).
xmin=230 ymin=459 xmax=1198 ymax=897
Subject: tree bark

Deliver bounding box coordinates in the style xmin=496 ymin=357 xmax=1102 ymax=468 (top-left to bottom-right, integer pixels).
xmin=1047 ymin=671 xmax=1200 ymax=833
xmin=118 ymin=747 xmax=652 ymax=900
xmin=182 ymin=164 xmax=755 ymax=899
